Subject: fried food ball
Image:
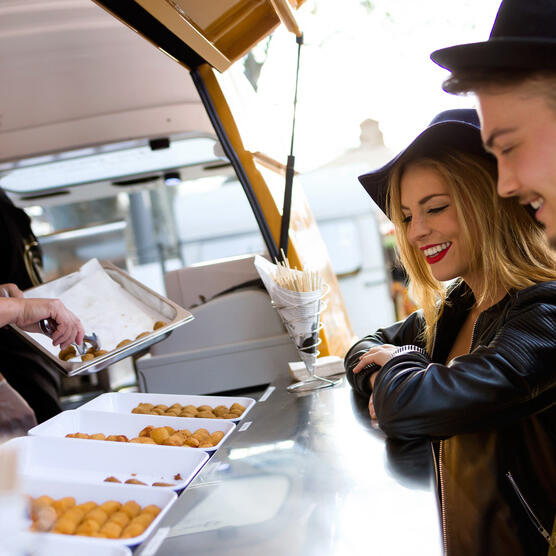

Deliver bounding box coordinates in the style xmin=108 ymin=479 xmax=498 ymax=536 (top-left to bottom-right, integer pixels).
xmin=106 ymin=434 xmax=129 ymax=442
xmin=165 ymin=410 xmax=179 ymax=416
xmin=198 ymin=411 xmax=217 ymax=419
xmin=196 ymin=405 xmax=213 ymax=412
xmin=121 ymin=501 xmax=141 ymax=519
xmin=116 ymin=339 xmax=132 ymax=349
xmin=142 ymin=505 xmax=161 ymax=517
xmin=183 ymin=405 xmax=197 ymax=413
xmin=150 ymin=427 xmax=170 ymax=444
xmin=130 ymin=436 xmax=156 ymax=444
xmin=164 ymin=426 xmax=176 ymax=435
xmin=153 ymin=321 xmax=167 ymax=330
xmin=53 ymin=506 xmax=85 ymax=534
xmin=89 ymin=433 xmax=106 ymax=440
xmin=58 ymin=345 xmax=77 ymax=361
xmin=163 ymin=432 xmax=186 ymax=447
xmin=107 ymin=510 xmax=130 ymax=528
xmin=75 ymin=519 xmax=101 ymax=536
xmin=179 ymin=410 xmax=197 ymax=418
xmin=230 ymin=403 xmax=246 ymax=414
xmin=221 ymin=413 xmax=237 ymax=419
xmin=125 ymin=478 xmax=147 ymax=485
xmin=99 ymin=501 xmax=121 ymax=515
xmin=84 ymin=508 xmax=108 ymax=526
xmin=52 ymin=497 xmax=75 ymax=517
xmin=76 ymin=501 xmax=97 ymax=514
xmin=198 ymin=440 xmax=214 ymax=448
xmin=139 ymin=425 xmax=154 ymax=438
xmin=152 ymin=482 xmax=175 ymax=487
xmin=94 ymin=350 xmax=108 ymax=357
xmin=213 ymin=405 xmax=228 ymax=417
xmin=153 ymin=404 xmax=168 ymax=412
xmin=99 ymin=521 xmax=122 ymax=539
xmin=130 ymin=513 xmax=154 ymax=527
xmin=81 ymin=353 xmax=95 ymax=362
xmin=104 ymin=476 xmax=121 ymax=483
xmin=210 ymin=431 xmax=225 ymax=444
xmin=184 ymin=436 xmax=200 ymax=447
xmin=120 ymin=522 xmax=147 ymax=538
xmin=191 ymin=428 xmax=210 ymax=441
xmin=135 ymin=331 xmax=151 ymax=340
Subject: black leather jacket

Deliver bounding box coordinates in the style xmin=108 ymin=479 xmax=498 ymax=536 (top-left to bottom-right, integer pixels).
xmin=345 ymin=281 xmax=556 ymax=556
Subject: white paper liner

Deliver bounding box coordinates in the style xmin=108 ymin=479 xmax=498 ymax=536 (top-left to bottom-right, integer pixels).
xmin=254 ymin=256 xmax=324 ymax=364
xmin=23 ymin=259 xmax=164 ymax=358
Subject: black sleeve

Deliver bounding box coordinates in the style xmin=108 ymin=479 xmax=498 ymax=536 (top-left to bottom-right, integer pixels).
xmin=344 ymin=310 xmax=426 ymax=397
xmin=372 ymin=283 xmax=556 ymax=440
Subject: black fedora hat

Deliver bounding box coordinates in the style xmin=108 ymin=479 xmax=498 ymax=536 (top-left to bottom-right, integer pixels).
xmin=358 ymin=109 xmax=494 ymax=216
xmin=431 ymin=0 xmax=556 ymax=72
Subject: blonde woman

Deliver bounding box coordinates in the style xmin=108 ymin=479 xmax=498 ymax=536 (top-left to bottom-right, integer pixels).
xmin=345 ymin=109 xmax=556 ymax=556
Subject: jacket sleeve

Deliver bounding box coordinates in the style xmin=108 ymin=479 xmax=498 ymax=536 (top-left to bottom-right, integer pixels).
xmin=344 ymin=310 xmax=426 ymax=397
xmin=372 ymin=283 xmax=556 ymax=440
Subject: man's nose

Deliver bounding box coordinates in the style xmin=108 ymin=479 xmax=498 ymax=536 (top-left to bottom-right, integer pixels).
xmin=497 ymin=159 xmax=521 ymax=198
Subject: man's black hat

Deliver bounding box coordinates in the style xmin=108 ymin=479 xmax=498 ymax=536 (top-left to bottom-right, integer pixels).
xmin=431 ymin=0 xmax=556 ymax=72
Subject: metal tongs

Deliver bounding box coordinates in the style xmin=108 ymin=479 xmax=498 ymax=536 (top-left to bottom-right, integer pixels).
xmin=39 ymin=318 xmax=100 ymax=356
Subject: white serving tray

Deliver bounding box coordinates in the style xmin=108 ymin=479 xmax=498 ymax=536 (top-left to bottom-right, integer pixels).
xmin=4 ymin=436 xmax=208 ymax=491
xmin=28 ymin=410 xmax=236 ymax=452
xmin=23 ymin=532 xmax=132 ymax=555
xmin=79 ymin=392 xmax=256 ymax=422
xmin=22 ymin=475 xmax=176 ymax=546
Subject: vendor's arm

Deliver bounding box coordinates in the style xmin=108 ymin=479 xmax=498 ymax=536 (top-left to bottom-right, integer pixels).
xmin=344 ymin=310 xmax=426 ymax=397
xmin=372 ymin=283 xmax=556 ymax=440
xmin=0 ymin=284 xmax=84 ymax=349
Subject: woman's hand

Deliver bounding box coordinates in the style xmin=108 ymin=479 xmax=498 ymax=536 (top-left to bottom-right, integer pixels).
xmin=351 ymin=344 xmax=398 ymax=374
xmin=369 ymin=394 xmax=376 ymax=420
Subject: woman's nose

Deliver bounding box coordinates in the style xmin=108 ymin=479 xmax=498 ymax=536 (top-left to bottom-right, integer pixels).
xmin=407 ymin=215 xmax=430 ymax=244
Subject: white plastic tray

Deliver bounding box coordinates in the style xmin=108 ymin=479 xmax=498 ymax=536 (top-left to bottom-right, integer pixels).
xmin=28 ymin=410 xmax=236 ymax=452
xmin=23 ymin=532 xmax=132 ymax=555
xmin=22 ymin=475 xmax=176 ymax=546
xmin=4 ymin=436 xmax=208 ymax=491
xmin=79 ymin=392 xmax=256 ymax=422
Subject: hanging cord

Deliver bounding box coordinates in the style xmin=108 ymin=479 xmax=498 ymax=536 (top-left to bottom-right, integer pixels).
xmin=279 ymin=33 xmax=304 ymax=260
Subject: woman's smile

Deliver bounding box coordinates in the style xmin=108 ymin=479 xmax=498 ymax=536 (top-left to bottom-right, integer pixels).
xmin=421 ymin=241 xmax=452 ymax=264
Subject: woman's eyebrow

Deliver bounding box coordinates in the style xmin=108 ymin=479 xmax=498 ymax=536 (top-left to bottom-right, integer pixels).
xmin=401 ymin=193 xmax=449 ymax=210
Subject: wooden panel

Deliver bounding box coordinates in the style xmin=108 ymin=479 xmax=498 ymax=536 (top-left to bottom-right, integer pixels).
xmin=197 ymin=64 xmax=355 ymax=357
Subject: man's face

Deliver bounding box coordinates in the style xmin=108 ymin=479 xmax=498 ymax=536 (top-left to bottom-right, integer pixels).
xmin=477 ymin=85 xmax=556 ymax=248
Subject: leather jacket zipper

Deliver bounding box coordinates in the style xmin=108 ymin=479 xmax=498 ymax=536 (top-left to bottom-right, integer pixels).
xmin=439 ymin=440 xmax=448 ymax=554
xmin=506 ymin=471 xmax=556 ymax=547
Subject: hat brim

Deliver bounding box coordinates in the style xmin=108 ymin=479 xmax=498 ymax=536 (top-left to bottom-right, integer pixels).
xmin=358 ymin=121 xmax=493 ymax=216
xmin=431 ymin=38 xmax=556 ymax=73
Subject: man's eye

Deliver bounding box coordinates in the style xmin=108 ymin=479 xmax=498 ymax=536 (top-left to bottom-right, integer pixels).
xmin=428 ymin=205 xmax=449 ymax=214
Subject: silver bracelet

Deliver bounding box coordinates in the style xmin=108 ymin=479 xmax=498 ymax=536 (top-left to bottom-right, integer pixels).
xmin=389 ymin=345 xmax=427 ymax=360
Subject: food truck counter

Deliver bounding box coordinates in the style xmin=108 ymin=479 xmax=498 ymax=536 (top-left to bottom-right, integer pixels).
xmin=136 ymin=376 xmax=442 ymax=556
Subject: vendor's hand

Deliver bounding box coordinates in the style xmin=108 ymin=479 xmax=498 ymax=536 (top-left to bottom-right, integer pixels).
xmin=13 ymin=298 xmax=85 ymax=349
xmin=0 ymin=283 xmax=24 ymax=299
xmin=352 ymin=344 xmax=397 ymax=374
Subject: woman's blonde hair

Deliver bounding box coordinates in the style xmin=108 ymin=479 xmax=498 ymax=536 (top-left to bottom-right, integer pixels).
xmin=388 ymin=150 xmax=556 ymax=353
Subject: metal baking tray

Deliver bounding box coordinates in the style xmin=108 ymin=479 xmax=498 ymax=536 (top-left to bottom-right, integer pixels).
xmin=10 ymin=261 xmax=194 ymax=376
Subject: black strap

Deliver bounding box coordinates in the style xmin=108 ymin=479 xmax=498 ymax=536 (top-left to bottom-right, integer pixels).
xmin=279 ymin=34 xmax=304 ymax=260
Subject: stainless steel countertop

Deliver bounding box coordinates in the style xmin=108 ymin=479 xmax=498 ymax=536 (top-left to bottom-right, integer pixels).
xmin=136 ymin=377 xmax=442 ymax=556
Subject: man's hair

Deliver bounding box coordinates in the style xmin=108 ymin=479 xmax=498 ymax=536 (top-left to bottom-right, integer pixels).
xmin=443 ymin=69 xmax=556 ymax=112
xmin=387 ymin=150 xmax=556 ymax=353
